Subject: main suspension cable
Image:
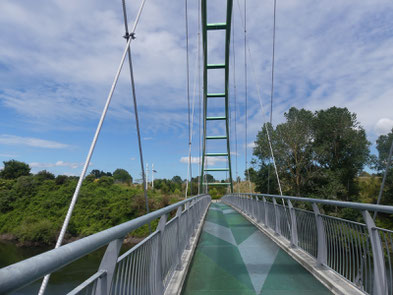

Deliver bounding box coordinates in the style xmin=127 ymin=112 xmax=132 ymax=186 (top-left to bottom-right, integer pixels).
xmin=37 ymin=1 xmax=149 ymax=294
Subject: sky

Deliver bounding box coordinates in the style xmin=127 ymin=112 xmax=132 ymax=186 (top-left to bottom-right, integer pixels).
xmin=0 ymin=0 xmax=393 ymax=181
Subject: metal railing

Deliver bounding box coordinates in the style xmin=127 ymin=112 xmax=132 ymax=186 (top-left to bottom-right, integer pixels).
xmin=0 ymin=194 xmax=211 ymax=294
xmin=222 ymin=193 xmax=393 ymax=295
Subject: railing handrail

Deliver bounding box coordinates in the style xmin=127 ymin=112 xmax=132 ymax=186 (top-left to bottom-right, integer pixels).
xmin=233 ymin=193 xmax=393 ymax=214
xmin=0 ymin=194 xmax=209 ymax=294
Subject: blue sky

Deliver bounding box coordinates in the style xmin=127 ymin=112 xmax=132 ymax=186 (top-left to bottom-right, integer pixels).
xmin=0 ymin=0 xmax=393 ymax=180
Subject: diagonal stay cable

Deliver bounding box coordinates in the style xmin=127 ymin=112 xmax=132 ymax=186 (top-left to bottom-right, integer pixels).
xmin=37 ymin=1 xmax=148 ymax=294
xmin=121 ymin=0 xmax=150 ymax=227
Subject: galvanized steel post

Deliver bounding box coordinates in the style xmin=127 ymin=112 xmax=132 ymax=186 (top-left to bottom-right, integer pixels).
xmin=312 ymin=203 xmax=327 ymax=267
xmin=273 ymin=198 xmax=281 ymax=235
xmin=96 ymin=237 xmax=124 ymax=295
xmin=362 ymin=210 xmax=387 ymax=295
xmin=287 ymin=200 xmax=298 ymax=248
xmin=175 ymin=207 xmax=183 ymax=270
xmin=153 ymin=214 xmax=167 ymax=295
xmin=263 ymin=197 xmax=268 ymax=227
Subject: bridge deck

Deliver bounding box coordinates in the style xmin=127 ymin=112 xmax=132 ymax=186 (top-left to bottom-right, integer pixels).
xmin=182 ymin=202 xmax=332 ymax=295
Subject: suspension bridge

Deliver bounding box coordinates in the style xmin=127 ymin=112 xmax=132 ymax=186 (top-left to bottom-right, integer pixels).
xmin=0 ymin=0 xmax=392 ymax=295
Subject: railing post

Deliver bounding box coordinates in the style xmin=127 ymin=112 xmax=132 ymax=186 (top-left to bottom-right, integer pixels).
xmin=312 ymin=203 xmax=327 ymax=267
xmin=253 ymin=197 xmax=258 ymax=219
xmin=95 ymin=237 xmax=124 ymax=295
xmin=362 ymin=210 xmax=387 ymax=295
xmin=287 ymin=200 xmax=298 ymax=248
xmin=263 ymin=197 xmax=268 ymax=227
xmin=273 ymin=198 xmax=281 ymax=235
xmin=185 ymin=202 xmax=192 ymax=250
xmin=175 ymin=206 xmax=183 ymax=270
xmin=151 ymin=214 xmax=167 ymax=295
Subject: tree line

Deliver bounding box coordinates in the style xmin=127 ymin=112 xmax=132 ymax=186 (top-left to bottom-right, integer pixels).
xmin=248 ymin=106 xmax=393 ymax=227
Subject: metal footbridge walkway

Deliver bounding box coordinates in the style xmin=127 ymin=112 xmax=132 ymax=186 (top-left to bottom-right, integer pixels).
xmin=182 ymin=202 xmax=330 ymax=295
xmin=1 ymin=194 xmax=393 ymax=295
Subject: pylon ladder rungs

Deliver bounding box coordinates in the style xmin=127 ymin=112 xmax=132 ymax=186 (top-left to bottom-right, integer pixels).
xmin=206 ymin=23 xmax=227 ymax=30
xmin=204 ymin=168 xmax=229 ymax=171
xmin=207 ymin=93 xmax=225 ymax=97
xmin=207 ymin=64 xmax=226 ymax=69
xmin=206 ymin=135 xmax=227 ymax=140
xmin=206 ymin=116 xmax=226 ymax=120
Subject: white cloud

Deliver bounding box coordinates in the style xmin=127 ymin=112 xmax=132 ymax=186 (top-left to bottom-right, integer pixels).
xmin=180 ymin=156 xmax=227 ymax=166
xmin=0 ymin=153 xmax=17 ymax=158
xmin=375 ymin=118 xmax=393 ymax=135
xmin=30 ymin=161 xmax=80 ymax=169
xmin=247 ymin=142 xmax=256 ymax=149
xmin=0 ymin=135 xmax=70 ymax=149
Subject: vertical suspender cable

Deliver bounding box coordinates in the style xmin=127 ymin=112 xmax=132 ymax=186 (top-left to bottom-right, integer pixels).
xmin=198 ymin=0 xmax=202 ymax=195
xmin=37 ymin=1 xmax=148 ymax=294
xmin=185 ymin=0 xmax=192 ymax=198
xmin=244 ymin=0 xmax=251 ymax=192
xmin=232 ymin=12 xmax=239 ymax=193
xmin=268 ymin=0 xmax=277 ymax=194
xmin=374 ymin=137 xmax=393 ymax=220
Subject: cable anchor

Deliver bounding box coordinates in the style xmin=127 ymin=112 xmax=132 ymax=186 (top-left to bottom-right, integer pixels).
xmin=123 ymin=32 xmax=136 ymax=40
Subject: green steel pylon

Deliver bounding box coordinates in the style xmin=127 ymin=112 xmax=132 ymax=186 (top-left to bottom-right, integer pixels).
xmin=199 ymin=0 xmax=234 ymax=193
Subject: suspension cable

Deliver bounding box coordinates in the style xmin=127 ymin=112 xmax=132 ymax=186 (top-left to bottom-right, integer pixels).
xmin=243 ymin=0 xmax=252 ymax=193
xmin=232 ymin=11 xmax=240 ymax=193
xmin=197 ymin=0 xmax=202 ymax=195
xmin=184 ymin=0 xmax=192 ymax=198
xmin=374 ymin=136 xmax=393 ymax=220
xmin=37 ymin=1 xmax=149 ymax=294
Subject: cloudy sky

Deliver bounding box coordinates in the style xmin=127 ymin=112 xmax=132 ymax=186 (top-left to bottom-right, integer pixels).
xmin=0 ymin=0 xmax=392 ymax=180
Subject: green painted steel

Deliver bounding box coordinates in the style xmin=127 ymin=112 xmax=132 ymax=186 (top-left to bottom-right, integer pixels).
xmin=207 ymin=64 xmax=226 ymax=69
xmin=206 ymin=135 xmax=227 ymax=140
xmin=206 ymin=153 xmax=228 ymax=156
xmin=205 ymin=168 xmax=229 ymax=172
xmin=207 ymin=93 xmax=226 ymax=97
xmin=200 ymin=0 xmax=234 ymax=193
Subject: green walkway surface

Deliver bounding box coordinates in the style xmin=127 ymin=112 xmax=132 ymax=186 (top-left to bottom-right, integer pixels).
xmin=182 ymin=202 xmax=332 ymax=295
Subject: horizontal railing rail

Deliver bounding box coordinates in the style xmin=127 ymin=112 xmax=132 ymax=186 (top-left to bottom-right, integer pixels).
xmin=0 ymin=194 xmax=211 ymax=294
xmin=222 ymin=193 xmax=393 ymax=295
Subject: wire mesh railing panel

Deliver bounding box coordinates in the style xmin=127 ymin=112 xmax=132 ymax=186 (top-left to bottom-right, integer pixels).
xmin=378 ymin=228 xmax=393 ymax=295
xmin=179 ymin=210 xmax=188 ymax=253
xmin=276 ymin=204 xmax=291 ymax=241
xmin=265 ymin=201 xmax=276 ymax=229
xmin=322 ymin=215 xmax=372 ymax=293
xmin=161 ymin=217 xmax=179 ymax=288
xmin=110 ymin=232 xmax=159 ymax=295
xmin=295 ymin=208 xmax=317 ymax=258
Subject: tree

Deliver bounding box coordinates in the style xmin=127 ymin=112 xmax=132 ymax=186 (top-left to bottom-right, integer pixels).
xmin=252 ymin=107 xmax=370 ymax=200
xmin=113 ymin=169 xmax=132 ymax=184
xmin=253 ymin=108 xmax=316 ymax=196
xmin=35 ymin=170 xmax=55 ymax=182
xmin=90 ymin=170 xmax=112 ymax=178
xmin=0 ymin=160 xmax=31 ymax=179
xmin=171 ymin=175 xmax=183 ymax=184
xmin=375 ymin=128 xmax=393 ymax=206
xmin=313 ymin=107 xmax=370 ymax=200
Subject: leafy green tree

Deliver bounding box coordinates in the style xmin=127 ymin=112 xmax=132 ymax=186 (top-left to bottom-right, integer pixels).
xmin=90 ymin=169 xmax=112 ymax=178
xmin=171 ymin=175 xmax=183 ymax=184
xmin=113 ymin=169 xmax=132 ymax=184
xmin=313 ymin=107 xmax=370 ymax=200
xmin=254 ymin=108 xmax=316 ymax=195
xmin=55 ymin=175 xmax=68 ymax=185
xmin=35 ymin=170 xmax=55 ymax=182
xmin=0 ymin=160 xmax=31 ymax=179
